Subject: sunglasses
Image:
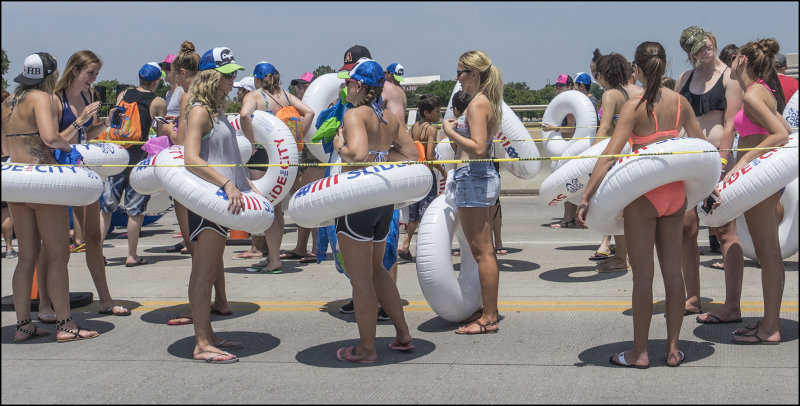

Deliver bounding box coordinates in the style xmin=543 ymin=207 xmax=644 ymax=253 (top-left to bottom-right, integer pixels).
xmin=160 ymin=64 xmax=171 ymax=72
xmin=222 ymin=71 xmax=237 ymax=79
xmin=456 ymin=69 xmax=472 ymax=77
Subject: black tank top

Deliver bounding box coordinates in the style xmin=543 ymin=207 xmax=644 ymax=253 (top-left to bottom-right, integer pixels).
xmin=679 ymin=68 xmax=727 ymax=117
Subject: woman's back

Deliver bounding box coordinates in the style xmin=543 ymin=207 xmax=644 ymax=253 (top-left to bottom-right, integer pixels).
xmin=629 ymin=88 xmax=685 ymax=149
xmin=1 ymin=90 xmax=56 ymax=164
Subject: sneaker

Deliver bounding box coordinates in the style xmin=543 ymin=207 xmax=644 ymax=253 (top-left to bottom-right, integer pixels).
xmin=5 ymin=250 xmax=17 ymax=259
xmin=377 ymin=307 xmax=390 ymax=321
xmin=339 ymin=300 xmax=355 ymax=314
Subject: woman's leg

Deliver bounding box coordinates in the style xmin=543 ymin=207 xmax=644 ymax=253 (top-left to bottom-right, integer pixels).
xmin=456 ymin=206 xmax=499 ymax=332
xmin=36 ymin=204 xmax=98 ymax=340
xmin=697 ymin=221 xmax=744 ymax=323
xmin=680 ymin=209 xmax=702 ymax=313
xmin=82 ymin=201 xmax=124 ymax=313
xmin=654 ymin=200 xmax=687 ymax=365
xmin=619 ymin=196 xmax=658 ymax=367
xmin=2 ymin=207 xmax=15 ymax=254
xmin=10 ymin=203 xmax=43 ymax=341
xmin=338 ymin=234 xmax=379 ymax=361
xmin=399 ymin=221 xmax=418 ymax=255
xmin=490 ymin=202 xmax=504 ymax=252
xmin=734 ymin=192 xmax=783 ymax=343
xmin=190 ymin=229 xmax=235 ymax=361
xmin=371 ymin=240 xmax=412 ymax=345
xmin=262 ymin=205 xmax=284 ymax=271
xmin=174 ymin=201 xmax=193 ymax=255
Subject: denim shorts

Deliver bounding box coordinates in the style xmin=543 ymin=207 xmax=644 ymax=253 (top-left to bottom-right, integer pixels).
xmin=453 ymin=162 xmax=500 ymax=208
xmin=99 ymin=146 xmax=150 ymax=216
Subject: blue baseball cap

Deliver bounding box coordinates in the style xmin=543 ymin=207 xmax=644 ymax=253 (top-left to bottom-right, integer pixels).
xmin=138 ymin=62 xmax=163 ymax=81
xmin=386 ymin=63 xmax=405 ymax=82
xmin=575 ymin=72 xmax=592 ymax=85
xmin=253 ymin=62 xmax=277 ymax=79
xmin=198 ymin=47 xmax=245 ymax=74
xmin=337 ymin=58 xmax=385 ymax=87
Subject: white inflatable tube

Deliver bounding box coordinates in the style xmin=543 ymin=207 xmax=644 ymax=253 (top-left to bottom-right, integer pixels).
xmin=415 ymin=193 xmax=482 ymax=322
xmin=783 ymin=90 xmax=798 ymax=129
xmin=287 ymin=164 xmax=433 ymax=228
xmin=247 ymin=111 xmax=299 ymax=205
xmin=142 ymin=191 xmax=172 ymax=216
xmin=301 ymin=73 xmax=345 ymax=162
xmin=736 ymin=179 xmax=799 ymax=260
xmin=698 ymin=135 xmax=798 ymax=227
xmin=434 ymin=137 xmax=455 ymax=195
xmin=1 ymin=162 xmax=104 ymax=206
xmin=551 ymin=135 xmax=592 ymax=172
xmin=129 ymin=154 xmax=161 ymax=195
xmin=235 ymin=134 xmax=252 ymax=164
xmin=153 ymin=145 xmax=274 ymax=234
xmin=443 ymin=82 xmax=541 ymax=179
xmin=74 ymin=143 xmax=129 ymax=178
xmin=586 ymin=137 xmax=721 ymax=235
xmin=541 ymin=90 xmax=598 ymax=158
xmin=540 ymin=138 xmax=632 ymax=206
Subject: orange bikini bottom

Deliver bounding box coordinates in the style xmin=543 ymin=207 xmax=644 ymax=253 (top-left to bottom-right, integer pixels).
xmin=642 ymin=181 xmax=686 ymax=217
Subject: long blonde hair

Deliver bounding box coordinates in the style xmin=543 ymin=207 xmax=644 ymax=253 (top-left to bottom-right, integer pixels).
xmin=458 ymin=50 xmax=503 ymax=133
xmin=185 ymin=69 xmax=225 ymax=122
xmin=54 ymin=50 xmax=102 ymax=94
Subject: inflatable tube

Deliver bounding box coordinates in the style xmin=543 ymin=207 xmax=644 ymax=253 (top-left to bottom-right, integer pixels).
xmin=443 ymin=82 xmax=541 ymax=179
xmin=551 ymin=135 xmax=592 ymax=172
xmin=153 ymin=145 xmax=274 ymax=234
xmin=302 ymin=73 xmax=345 ymax=162
xmin=586 ymin=137 xmax=721 ymax=235
xmin=434 ymin=137 xmax=456 ymax=195
xmin=784 ymin=90 xmax=798 ymax=128
xmin=74 ymin=143 xmax=129 ymax=177
xmin=736 ymin=179 xmax=799 ymax=260
xmin=247 ymin=111 xmax=299 ymax=205
xmin=540 ymin=138 xmax=632 ymax=206
xmin=287 ymin=163 xmax=433 ymax=228
xmin=415 ymin=193 xmax=482 ymax=322
xmin=236 ymin=134 xmax=252 ymax=164
xmin=129 ymin=154 xmax=162 ymax=195
xmin=698 ymin=135 xmax=798 ymax=227
xmin=142 ymin=191 xmax=173 ymax=216
xmin=541 ymin=90 xmax=598 ymax=158
xmin=2 ymin=162 xmax=104 ymax=206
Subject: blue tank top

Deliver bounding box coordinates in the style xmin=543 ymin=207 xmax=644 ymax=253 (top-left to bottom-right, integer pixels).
xmin=58 ymin=89 xmax=93 ymax=132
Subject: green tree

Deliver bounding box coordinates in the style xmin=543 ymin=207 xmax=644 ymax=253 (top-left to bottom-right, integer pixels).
xmin=95 ymin=79 xmax=119 ymax=117
xmin=590 ymin=83 xmax=604 ymax=101
xmin=1 ymin=49 xmax=9 ymax=92
xmin=154 ymin=80 xmax=170 ymax=99
xmin=313 ymin=65 xmax=335 ymax=77
xmin=226 ymin=97 xmax=241 ymax=114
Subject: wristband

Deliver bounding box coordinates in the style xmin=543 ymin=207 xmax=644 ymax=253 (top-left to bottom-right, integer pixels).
xmin=221 ymin=179 xmax=230 ymax=189
xmin=720 ymin=158 xmax=728 ymax=166
xmin=72 ymin=121 xmax=81 ymax=131
xmin=337 ymin=144 xmax=345 ymax=155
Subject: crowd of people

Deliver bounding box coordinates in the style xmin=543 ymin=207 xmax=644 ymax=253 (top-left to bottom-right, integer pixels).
xmin=1 ymin=27 xmax=796 ymax=366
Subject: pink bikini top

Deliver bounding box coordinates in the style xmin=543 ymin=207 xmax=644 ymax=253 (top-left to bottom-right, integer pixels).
xmin=734 ymin=79 xmax=773 ymax=138
xmin=629 ymin=96 xmax=681 ymax=145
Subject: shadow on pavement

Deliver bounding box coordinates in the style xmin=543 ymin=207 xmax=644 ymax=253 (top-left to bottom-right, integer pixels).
xmin=295 ymin=337 xmax=434 ymax=368
xmin=416 ymin=314 xmax=506 ymax=333
xmin=693 ymin=317 xmax=798 ymax=344
xmin=576 ymin=339 xmax=716 ymax=368
xmin=320 ymin=299 xmax=410 ymax=323
xmin=167 ymin=331 xmax=280 ymax=360
xmin=539 ymin=266 xmax=628 ymax=283
xmin=1 ymin=318 xmax=115 ymax=344
xmin=139 ymin=301 xmax=261 ymax=325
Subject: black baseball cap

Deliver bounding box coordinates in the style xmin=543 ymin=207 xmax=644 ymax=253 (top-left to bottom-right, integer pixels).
xmin=14 ymin=52 xmax=57 ymax=85
xmin=339 ymin=45 xmax=371 ymax=72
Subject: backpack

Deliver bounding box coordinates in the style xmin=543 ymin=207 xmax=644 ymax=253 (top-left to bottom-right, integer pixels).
xmin=276 ymin=105 xmax=304 ymax=151
xmin=263 ymin=89 xmax=304 ymax=151
xmin=99 ymin=97 xmax=144 ymax=148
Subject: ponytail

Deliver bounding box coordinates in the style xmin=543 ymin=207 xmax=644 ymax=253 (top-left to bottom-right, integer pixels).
xmin=633 ymin=41 xmax=667 ymax=116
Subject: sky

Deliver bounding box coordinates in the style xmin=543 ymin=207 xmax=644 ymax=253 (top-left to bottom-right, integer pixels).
xmin=2 ymin=1 xmax=798 ymax=99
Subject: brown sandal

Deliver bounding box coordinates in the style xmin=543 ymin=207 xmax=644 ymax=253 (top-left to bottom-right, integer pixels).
xmin=455 ymin=319 xmax=499 ymax=335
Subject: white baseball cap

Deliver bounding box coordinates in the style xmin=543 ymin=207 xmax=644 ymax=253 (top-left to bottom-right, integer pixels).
xmin=234 ymin=76 xmax=255 ymax=92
